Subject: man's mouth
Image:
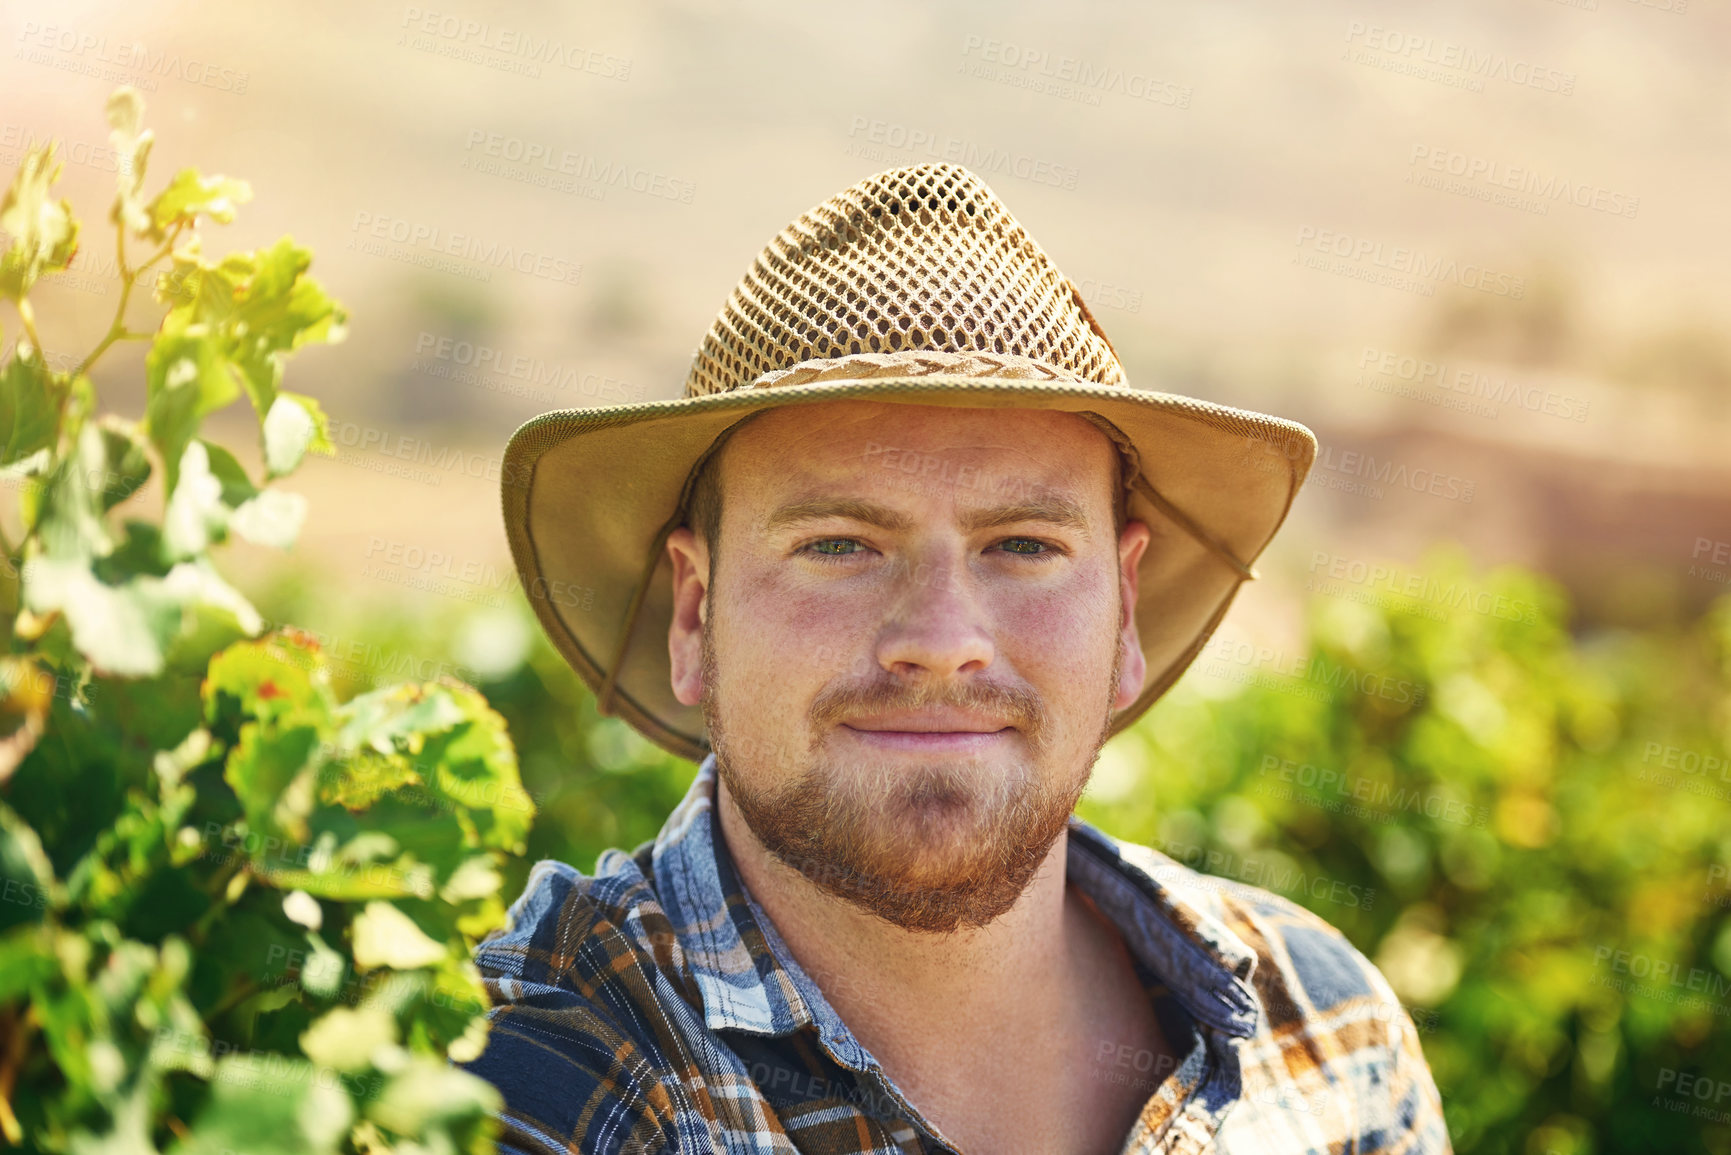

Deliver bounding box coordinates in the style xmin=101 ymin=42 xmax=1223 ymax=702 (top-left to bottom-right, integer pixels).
xmin=840 ymin=709 xmax=1015 ymax=753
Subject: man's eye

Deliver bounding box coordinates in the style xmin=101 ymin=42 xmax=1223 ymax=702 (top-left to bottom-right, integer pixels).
xmin=994 ymin=537 xmax=1060 ymax=559
xmin=802 ymin=538 xmax=866 ymax=560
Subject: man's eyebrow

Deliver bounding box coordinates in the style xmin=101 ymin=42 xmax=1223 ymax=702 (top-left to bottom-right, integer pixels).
xmin=764 ymin=499 xmax=915 ymax=533
xmin=761 ymin=495 xmax=1092 ymax=534
xmin=956 ymin=497 xmax=1090 ymax=533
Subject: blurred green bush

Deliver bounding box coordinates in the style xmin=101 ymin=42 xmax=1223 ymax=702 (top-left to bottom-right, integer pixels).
xmin=0 ymin=89 xmax=524 ymax=1154
xmin=260 ymin=550 xmax=1731 ymax=1155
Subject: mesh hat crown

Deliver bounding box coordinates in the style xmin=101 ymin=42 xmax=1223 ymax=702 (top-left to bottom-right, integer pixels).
xmin=685 ymin=164 xmax=1125 ymax=395
xmin=500 ymin=163 xmax=1317 ymax=762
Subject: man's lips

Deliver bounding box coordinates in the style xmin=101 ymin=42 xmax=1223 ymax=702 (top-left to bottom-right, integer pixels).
xmin=842 ymin=708 xmax=1013 ymax=734
xmin=839 ymin=711 xmax=1016 ymax=752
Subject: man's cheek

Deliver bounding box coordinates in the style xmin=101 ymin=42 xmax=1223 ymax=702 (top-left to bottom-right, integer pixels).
xmin=732 ymin=584 xmax=868 ymax=657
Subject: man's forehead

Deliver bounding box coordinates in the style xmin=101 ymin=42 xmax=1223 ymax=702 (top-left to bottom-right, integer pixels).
xmin=722 ymin=401 xmax=1118 ymax=483
xmin=709 ymin=402 xmax=1124 ymax=542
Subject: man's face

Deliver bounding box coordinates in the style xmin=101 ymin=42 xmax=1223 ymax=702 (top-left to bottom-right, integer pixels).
xmin=666 ymin=401 xmax=1150 ymax=933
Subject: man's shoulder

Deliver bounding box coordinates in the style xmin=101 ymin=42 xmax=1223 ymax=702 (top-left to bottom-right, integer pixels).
xmin=1102 ymin=834 xmax=1451 ymax=1152
xmin=461 ymin=847 xmax=700 ymax=1154
xmin=1105 ymin=835 xmax=1399 ymax=1023
xmin=474 ymin=844 xmax=666 ymax=984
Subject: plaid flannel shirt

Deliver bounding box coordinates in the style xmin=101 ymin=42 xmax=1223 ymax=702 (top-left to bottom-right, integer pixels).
xmin=461 ymin=755 xmax=1452 ymax=1154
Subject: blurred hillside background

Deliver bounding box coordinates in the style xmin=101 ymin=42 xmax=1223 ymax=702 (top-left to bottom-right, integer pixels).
xmin=7 ymin=0 xmax=1731 ymax=1151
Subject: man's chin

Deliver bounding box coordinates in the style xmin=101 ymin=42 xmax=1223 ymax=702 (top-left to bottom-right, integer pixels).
xmin=778 ymin=846 xmax=1037 ymax=934
xmin=747 ymin=782 xmax=1067 ymax=932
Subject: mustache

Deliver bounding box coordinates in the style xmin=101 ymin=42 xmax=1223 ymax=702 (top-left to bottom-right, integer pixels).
xmin=808 ymin=674 xmax=1051 ymax=754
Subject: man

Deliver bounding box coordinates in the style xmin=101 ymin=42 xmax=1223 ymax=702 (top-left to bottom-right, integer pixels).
xmin=466 ymin=164 xmax=1451 ymax=1153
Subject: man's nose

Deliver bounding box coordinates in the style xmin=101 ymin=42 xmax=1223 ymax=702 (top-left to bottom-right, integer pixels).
xmin=872 ymin=553 xmax=996 ymax=679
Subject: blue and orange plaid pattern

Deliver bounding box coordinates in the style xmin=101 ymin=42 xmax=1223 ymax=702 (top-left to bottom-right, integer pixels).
xmin=460 ymin=755 xmax=1452 ymax=1153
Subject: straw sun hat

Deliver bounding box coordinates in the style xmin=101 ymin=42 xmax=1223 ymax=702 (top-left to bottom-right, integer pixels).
xmin=500 ymin=163 xmax=1316 ymax=762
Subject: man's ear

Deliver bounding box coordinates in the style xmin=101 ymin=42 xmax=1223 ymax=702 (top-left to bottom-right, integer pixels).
xmin=1114 ymin=519 xmax=1151 ymax=711
xmin=666 ymin=526 xmax=709 ymax=707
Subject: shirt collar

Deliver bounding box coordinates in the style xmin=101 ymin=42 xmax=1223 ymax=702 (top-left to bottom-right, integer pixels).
xmin=653 ymin=753 xmax=1261 ymax=1042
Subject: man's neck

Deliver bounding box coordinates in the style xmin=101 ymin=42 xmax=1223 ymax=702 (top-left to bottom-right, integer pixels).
xmin=712 ymin=777 xmax=1171 ymax=1154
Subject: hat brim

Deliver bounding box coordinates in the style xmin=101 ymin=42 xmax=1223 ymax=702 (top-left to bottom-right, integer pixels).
xmin=502 ymin=377 xmax=1315 ymax=763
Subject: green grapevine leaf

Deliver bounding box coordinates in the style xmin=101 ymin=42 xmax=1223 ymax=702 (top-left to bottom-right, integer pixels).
xmin=95 ymin=418 xmax=151 ymax=510
xmin=223 ymin=722 xmax=320 ymax=844
xmin=22 ymin=556 xmax=261 ymax=678
xmin=172 ymin=1054 xmax=352 ymax=1155
xmin=163 ymin=440 xmax=229 ymax=561
xmin=299 ymin=1005 xmax=397 ymax=1073
xmin=144 ymin=332 xmax=241 ymax=493
xmin=202 ymin=631 xmax=333 ymax=732
xmin=0 ymin=348 xmax=68 ymax=467
xmin=33 ymin=424 xmax=120 ymax=562
xmin=362 ymin=1055 xmax=500 ymax=1144
xmin=229 ymin=488 xmax=307 ymax=549
xmin=349 ymin=901 xmax=446 ymax=971
xmin=262 ymin=394 xmax=318 ymax=478
xmin=0 ymin=144 xmax=80 ymax=300
xmin=105 ymin=87 xmax=154 ymax=236
xmin=225 ymin=238 xmax=347 ymax=422
xmin=278 ymin=391 xmax=334 ymax=456
xmin=144 ymin=168 xmax=251 ymax=242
